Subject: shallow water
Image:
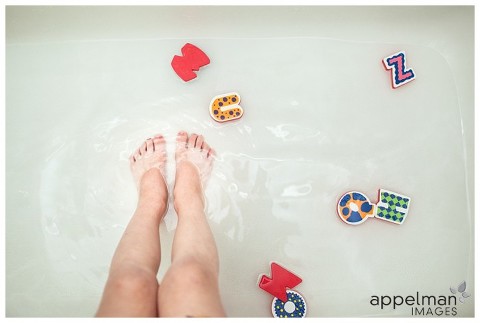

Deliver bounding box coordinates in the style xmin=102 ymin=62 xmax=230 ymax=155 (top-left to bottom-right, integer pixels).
xmin=6 ymin=37 xmax=473 ymax=317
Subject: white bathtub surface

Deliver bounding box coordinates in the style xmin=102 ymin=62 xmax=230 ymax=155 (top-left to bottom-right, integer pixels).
xmin=5 ymin=6 xmax=474 ymax=317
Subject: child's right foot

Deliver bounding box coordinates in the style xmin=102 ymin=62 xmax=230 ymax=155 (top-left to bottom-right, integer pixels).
xmin=129 ymin=135 xmax=168 ymax=214
xmin=174 ymin=131 xmax=216 ymax=211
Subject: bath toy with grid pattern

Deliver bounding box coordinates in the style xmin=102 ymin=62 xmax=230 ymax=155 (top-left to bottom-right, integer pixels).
xmin=337 ymin=189 xmax=411 ymax=225
xmin=171 ymin=43 xmax=210 ymax=82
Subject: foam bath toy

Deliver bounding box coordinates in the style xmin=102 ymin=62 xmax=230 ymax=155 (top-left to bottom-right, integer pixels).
xmin=383 ymin=51 xmax=416 ymax=88
xmin=259 ymin=262 xmax=307 ymax=318
xmin=171 ymin=43 xmax=210 ymax=82
xmin=375 ymin=189 xmax=411 ymax=224
xmin=209 ymin=92 xmax=244 ymax=122
xmin=337 ymin=191 xmax=375 ymax=225
xmin=272 ymin=290 xmax=307 ymax=318
xmin=337 ymin=189 xmax=411 ymax=225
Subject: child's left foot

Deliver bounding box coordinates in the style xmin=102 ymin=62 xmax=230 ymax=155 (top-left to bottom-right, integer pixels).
xmin=173 ymin=131 xmax=216 ymax=212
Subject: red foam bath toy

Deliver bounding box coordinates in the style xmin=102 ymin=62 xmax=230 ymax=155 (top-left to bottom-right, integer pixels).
xmin=259 ymin=262 xmax=302 ymax=302
xmin=259 ymin=262 xmax=307 ymax=318
xmin=171 ymin=43 xmax=210 ymax=82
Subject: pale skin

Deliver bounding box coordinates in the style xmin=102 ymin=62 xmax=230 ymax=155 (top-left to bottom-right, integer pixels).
xmin=96 ymin=131 xmax=225 ymax=317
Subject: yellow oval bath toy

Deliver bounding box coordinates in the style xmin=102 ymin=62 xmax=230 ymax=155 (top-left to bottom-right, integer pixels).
xmin=209 ymin=92 xmax=244 ymax=122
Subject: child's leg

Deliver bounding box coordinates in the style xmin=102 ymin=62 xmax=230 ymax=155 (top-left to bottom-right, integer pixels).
xmin=96 ymin=136 xmax=168 ymax=317
xmin=157 ymin=132 xmax=225 ymax=317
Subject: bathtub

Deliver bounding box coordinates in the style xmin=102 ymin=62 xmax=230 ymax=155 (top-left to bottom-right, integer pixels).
xmin=5 ymin=6 xmax=474 ymax=317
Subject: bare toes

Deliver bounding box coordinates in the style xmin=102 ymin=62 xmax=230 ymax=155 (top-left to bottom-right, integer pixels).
xmin=207 ymin=148 xmax=216 ymax=158
xmin=130 ymin=155 xmax=136 ymax=163
xmin=152 ymin=135 xmax=165 ymax=152
xmin=132 ymin=148 xmax=141 ymax=161
xmin=176 ymin=131 xmax=188 ymax=150
xmin=195 ymin=135 xmax=205 ymax=150
xmin=138 ymin=141 xmax=147 ymax=156
xmin=187 ymin=133 xmax=198 ymax=149
xmin=145 ymin=138 xmax=154 ymax=154
xmin=202 ymin=142 xmax=210 ymax=152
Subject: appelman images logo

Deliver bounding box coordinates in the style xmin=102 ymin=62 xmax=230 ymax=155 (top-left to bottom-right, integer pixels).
xmin=370 ymin=281 xmax=470 ymax=316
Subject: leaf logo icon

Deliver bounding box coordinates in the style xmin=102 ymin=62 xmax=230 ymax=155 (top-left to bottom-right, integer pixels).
xmin=451 ymin=281 xmax=470 ymax=303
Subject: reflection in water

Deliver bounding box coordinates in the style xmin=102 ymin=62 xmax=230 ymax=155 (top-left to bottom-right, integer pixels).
xmin=281 ymin=183 xmax=313 ymax=197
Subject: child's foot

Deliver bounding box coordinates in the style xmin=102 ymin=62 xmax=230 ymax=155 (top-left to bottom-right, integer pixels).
xmin=130 ymin=135 xmax=168 ymax=212
xmin=174 ymin=131 xmax=216 ymax=211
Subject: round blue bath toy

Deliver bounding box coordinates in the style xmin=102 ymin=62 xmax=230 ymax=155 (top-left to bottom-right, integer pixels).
xmin=271 ymin=290 xmax=307 ymax=318
xmin=337 ymin=191 xmax=375 ymax=225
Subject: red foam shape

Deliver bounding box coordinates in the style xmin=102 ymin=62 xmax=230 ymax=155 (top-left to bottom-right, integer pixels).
xmin=259 ymin=262 xmax=302 ymax=302
xmin=171 ymin=43 xmax=210 ymax=82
